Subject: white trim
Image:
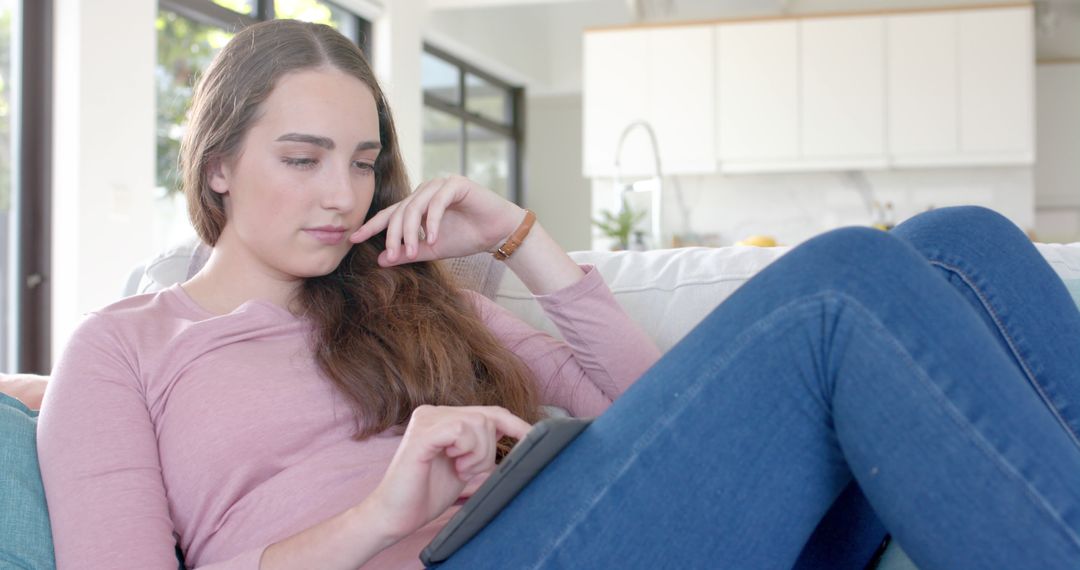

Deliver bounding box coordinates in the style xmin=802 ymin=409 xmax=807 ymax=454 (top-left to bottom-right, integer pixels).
xmin=430 ymin=0 xmax=584 ymax=8
xmin=424 ymin=29 xmax=539 ymax=88
xmin=719 ymin=157 xmax=889 ymax=173
xmin=528 ymin=84 xmax=583 ymax=97
xmin=331 ymin=0 xmax=383 ymax=21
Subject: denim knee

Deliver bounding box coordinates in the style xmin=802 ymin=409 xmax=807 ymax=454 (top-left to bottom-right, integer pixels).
xmin=894 ymin=205 xmax=1026 ymax=251
xmin=797 ymin=225 xmax=908 ymax=269
xmin=782 ymin=225 xmax=927 ymax=296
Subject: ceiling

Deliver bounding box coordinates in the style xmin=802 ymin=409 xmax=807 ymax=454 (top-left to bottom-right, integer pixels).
xmin=428 ymin=0 xmax=1080 ymax=60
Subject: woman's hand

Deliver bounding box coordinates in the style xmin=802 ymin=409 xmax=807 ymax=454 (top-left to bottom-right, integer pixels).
xmin=349 ymin=175 xmax=525 ymax=266
xmin=366 ymin=405 xmax=533 ymax=542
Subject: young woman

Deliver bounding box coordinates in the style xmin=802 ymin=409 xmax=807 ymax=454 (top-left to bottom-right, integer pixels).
xmin=36 ymin=19 xmax=1080 ymax=570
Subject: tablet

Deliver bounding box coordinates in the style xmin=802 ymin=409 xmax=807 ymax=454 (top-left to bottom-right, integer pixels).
xmin=420 ymin=416 xmax=594 ymax=566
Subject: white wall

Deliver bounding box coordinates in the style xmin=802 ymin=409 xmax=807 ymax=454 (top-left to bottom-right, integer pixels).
xmin=525 ymin=94 xmax=591 ymax=251
xmin=374 ymin=0 xmax=426 ymax=184
xmin=427 ymin=0 xmax=628 ymax=95
xmin=1035 ymin=62 xmax=1080 ymax=243
xmin=427 ymin=6 xmax=550 ymax=89
xmin=52 ymin=0 xmax=158 ymax=361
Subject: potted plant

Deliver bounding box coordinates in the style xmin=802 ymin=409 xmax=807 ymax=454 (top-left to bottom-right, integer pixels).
xmin=593 ymin=197 xmax=647 ymax=250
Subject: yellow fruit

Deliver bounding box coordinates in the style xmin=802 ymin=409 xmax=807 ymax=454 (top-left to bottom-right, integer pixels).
xmin=735 ymin=235 xmax=778 ymax=247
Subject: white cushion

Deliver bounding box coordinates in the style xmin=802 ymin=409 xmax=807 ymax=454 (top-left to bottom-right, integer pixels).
xmin=495 ymin=243 xmax=1080 ymax=353
xmin=1035 ymin=243 xmax=1080 ymax=307
xmin=495 ymin=246 xmax=791 ymax=352
xmin=125 ymin=240 xmax=1080 ymax=354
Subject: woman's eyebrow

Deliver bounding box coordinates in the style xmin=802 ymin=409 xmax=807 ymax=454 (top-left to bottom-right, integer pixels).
xmin=276 ymin=133 xmax=334 ymax=149
xmin=275 ymin=132 xmax=381 ymax=152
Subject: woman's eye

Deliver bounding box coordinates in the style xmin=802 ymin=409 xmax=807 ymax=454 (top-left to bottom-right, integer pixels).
xmin=353 ymin=161 xmax=375 ymax=174
xmin=282 ymin=157 xmax=317 ymax=169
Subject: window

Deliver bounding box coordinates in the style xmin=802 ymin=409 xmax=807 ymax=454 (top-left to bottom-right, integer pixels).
xmin=274 ymin=0 xmax=362 ymax=45
xmin=155 ymin=0 xmax=372 ymax=195
xmin=3 ymin=0 xmax=50 ymax=372
xmin=421 ymin=45 xmax=523 ymax=203
xmin=0 ymin=0 xmax=14 ymax=371
xmin=212 ymin=0 xmax=255 ymax=15
xmin=156 ymin=10 xmax=235 ymax=194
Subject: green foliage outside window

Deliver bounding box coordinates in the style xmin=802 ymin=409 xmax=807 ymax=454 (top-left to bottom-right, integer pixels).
xmin=212 ymin=0 xmax=254 ymax=15
xmin=155 ymin=0 xmax=344 ymax=195
xmin=155 ymin=10 xmax=232 ymax=194
xmin=275 ymin=0 xmax=339 ymax=24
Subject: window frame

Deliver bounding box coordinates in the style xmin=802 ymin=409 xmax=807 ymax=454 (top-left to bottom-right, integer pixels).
xmin=422 ymin=43 xmax=524 ymax=205
xmin=10 ymin=0 xmax=54 ymax=373
xmin=159 ymin=0 xmax=372 ymax=56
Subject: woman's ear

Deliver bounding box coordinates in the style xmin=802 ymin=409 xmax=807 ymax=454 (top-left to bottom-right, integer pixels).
xmin=207 ymin=157 xmax=232 ymax=195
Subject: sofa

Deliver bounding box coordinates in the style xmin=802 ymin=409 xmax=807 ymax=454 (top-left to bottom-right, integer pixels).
xmin=4 ymin=237 xmax=1080 ymax=569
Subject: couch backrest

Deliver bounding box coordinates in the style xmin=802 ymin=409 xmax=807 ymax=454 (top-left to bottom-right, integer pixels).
xmin=1035 ymin=242 xmax=1080 ymax=307
xmin=126 ymin=239 xmax=1080 ymax=354
xmin=495 ymin=247 xmax=791 ymax=352
xmin=497 ymin=243 xmax=1080 ymax=353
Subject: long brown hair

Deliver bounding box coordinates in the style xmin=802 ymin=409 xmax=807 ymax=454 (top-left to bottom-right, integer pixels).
xmin=179 ymin=19 xmax=543 ymax=442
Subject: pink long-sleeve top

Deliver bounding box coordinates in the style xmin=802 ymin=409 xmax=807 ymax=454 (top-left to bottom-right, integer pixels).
xmin=36 ymin=265 xmax=661 ymax=569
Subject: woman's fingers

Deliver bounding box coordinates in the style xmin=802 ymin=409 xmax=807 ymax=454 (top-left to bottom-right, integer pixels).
xmin=349 ymin=202 xmax=397 ymax=243
xmin=408 ymin=406 xmax=533 ymax=476
xmin=424 ymin=183 xmax=460 ymax=246
xmin=446 ymin=424 xmax=489 ymax=480
xmin=383 ymin=178 xmax=446 ymax=261
xmin=400 ymin=179 xmax=447 ymax=260
xmin=377 ymin=241 xmax=437 ymax=267
xmin=350 ymin=206 xmax=390 ymax=243
xmin=461 ymin=405 xmax=534 ymax=441
xmin=353 ymin=176 xmax=512 ymax=262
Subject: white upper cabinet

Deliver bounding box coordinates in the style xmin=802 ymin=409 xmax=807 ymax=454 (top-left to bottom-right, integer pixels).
xmin=582 ymin=6 xmax=1034 ymax=176
xmin=887 ymin=7 xmax=1033 ymax=166
xmin=715 ymin=20 xmax=799 ymax=165
xmin=650 ymin=26 xmax=716 ymax=175
xmin=583 ymin=29 xmax=651 ymax=178
xmin=583 ymin=26 xmax=715 ymax=178
xmin=958 ymin=7 xmax=1034 ymax=160
xmin=888 ymin=12 xmax=959 ymax=162
xmin=800 ymin=16 xmax=886 ymax=166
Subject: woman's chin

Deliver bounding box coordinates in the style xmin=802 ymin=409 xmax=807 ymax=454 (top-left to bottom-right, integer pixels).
xmin=289 ymin=255 xmax=349 ymax=279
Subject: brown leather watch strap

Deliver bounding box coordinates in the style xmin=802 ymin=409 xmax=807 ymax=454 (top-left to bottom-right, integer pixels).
xmin=493 ymin=209 xmax=536 ymax=261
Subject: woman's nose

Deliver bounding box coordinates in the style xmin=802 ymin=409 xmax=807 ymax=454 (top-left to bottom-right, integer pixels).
xmin=320 ymin=165 xmax=357 ymax=212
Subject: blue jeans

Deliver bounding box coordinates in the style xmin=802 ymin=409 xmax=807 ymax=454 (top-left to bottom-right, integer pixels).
xmin=436 ymin=206 xmax=1080 ymax=569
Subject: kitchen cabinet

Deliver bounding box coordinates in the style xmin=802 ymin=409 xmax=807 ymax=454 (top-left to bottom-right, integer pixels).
xmin=583 ymin=5 xmax=1033 ymax=177
xmin=582 ymin=29 xmax=651 ymax=178
xmin=715 ymin=20 xmax=799 ymax=166
xmin=583 ymin=26 xmax=715 ymax=178
xmin=888 ymin=7 xmax=1033 ymax=166
xmin=799 ymin=15 xmax=886 ymax=168
xmin=650 ymin=27 xmax=716 ymax=175
xmin=888 ymin=12 xmax=959 ymax=163
xmin=958 ymin=7 xmax=1034 ymax=161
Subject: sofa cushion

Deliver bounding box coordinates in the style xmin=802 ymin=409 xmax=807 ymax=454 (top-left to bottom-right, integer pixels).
xmin=496 ymin=246 xmax=792 ymax=351
xmin=496 ymin=243 xmax=1080 ymax=352
xmin=0 ymin=393 xmax=55 ymax=569
xmin=1034 ymin=243 xmax=1080 ymax=308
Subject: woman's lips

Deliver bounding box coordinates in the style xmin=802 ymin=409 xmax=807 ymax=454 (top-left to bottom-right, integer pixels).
xmin=303 ymin=228 xmax=347 ymax=245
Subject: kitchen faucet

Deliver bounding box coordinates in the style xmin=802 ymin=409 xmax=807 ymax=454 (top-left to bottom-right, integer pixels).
xmin=613 ymin=120 xmax=664 ymax=249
